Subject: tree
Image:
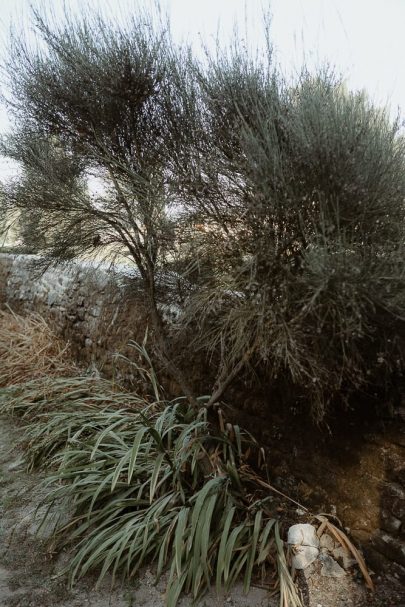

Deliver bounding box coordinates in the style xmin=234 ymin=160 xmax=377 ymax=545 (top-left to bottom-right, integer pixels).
xmin=172 ymin=48 xmax=405 ymax=419
xmin=1 ymin=7 xmax=404 ymax=422
xmin=0 ymin=7 xmax=197 ymax=402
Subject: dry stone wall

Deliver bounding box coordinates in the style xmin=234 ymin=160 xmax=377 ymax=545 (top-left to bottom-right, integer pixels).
xmin=0 ymin=253 xmax=149 ymax=379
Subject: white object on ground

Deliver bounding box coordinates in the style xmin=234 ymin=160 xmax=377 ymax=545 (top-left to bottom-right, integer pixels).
xmin=287 ymin=523 xmax=320 ymax=570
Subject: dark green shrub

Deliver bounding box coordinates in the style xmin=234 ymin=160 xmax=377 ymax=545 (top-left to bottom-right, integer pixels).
xmin=175 ymin=56 xmax=405 ymax=420
xmin=1 ymin=7 xmax=404 ymax=420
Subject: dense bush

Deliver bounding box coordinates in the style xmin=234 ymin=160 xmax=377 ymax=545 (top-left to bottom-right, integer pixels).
xmin=1 ymin=7 xmax=404 ymax=420
xmin=175 ymin=61 xmax=405 ymax=419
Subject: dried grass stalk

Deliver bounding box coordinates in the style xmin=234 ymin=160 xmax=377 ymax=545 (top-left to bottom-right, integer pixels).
xmin=0 ymin=307 xmax=77 ymax=386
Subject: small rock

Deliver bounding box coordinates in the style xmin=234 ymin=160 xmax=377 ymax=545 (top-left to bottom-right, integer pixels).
xmin=288 ymin=524 xmax=320 ymax=570
xmin=319 ymin=533 xmax=335 ymax=552
xmin=381 ymin=510 xmax=402 ymax=535
xmin=371 ymin=532 xmax=405 ymax=567
xmin=292 ymin=546 xmax=320 ymax=570
xmin=319 ymin=553 xmax=346 ymax=578
xmin=332 ymin=546 xmax=356 ymax=569
xmin=288 ymin=523 xmax=320 ymax=548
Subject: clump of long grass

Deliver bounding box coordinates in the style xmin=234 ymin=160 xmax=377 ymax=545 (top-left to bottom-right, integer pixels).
xmin=0 ymin=373 xmax=301 ymax=606
xmin=0 ymin=308 xmax=77 ymax=386
xmin=51 ymin=403 xmax=296 ymax=598
xmin=0 ymin=315 xmax=372 ymax=606
xmin=0 ymin=375 xmax=147 ymax=470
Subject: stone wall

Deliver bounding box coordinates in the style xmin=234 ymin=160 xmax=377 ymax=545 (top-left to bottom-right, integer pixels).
xmin=0 ymin=254 xmax=149 ymax=379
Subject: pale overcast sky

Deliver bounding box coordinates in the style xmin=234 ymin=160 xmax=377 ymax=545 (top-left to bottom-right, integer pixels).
xmin=0 ymin=0 xmax=404 ymax=177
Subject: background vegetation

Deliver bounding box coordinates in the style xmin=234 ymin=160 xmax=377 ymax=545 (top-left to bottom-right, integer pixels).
xmin=0 ymin=5 xmax=395 ymax=600
xmin=1 ymin=5 xmax=404 ymax=421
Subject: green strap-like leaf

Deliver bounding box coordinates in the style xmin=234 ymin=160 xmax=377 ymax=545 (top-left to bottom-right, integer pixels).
xmin=243 ymin=509 xmax=262 ymax=593
xmin=174 ymin=507 xmax=189 ymax=577
xmin=216 ymin=505 xmax=236 ymax=592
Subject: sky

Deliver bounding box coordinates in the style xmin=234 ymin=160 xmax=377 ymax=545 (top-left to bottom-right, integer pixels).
xmin=0 ymin=0 xmax=404 ymax=178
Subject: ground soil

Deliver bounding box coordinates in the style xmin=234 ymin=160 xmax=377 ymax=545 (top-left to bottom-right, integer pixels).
xmin=0 ymin=417 xmax=403 ymax=607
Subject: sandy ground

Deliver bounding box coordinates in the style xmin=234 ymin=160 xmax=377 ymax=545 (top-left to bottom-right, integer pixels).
xmin=0 ymin=416 xmax=402 ymax=607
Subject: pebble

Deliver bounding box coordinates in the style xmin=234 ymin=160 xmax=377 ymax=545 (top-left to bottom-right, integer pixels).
xmin=319 ymin=533 xmax=335 ymax=551
xmin=319 ymin=553 xmax=346 ymax=578
xmin=332 ymin=546 xmax=356 ymax=569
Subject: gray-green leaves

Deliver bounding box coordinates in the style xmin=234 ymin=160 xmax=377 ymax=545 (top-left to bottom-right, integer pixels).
xmin=0 ymin=374 xmax=301 ymax=607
